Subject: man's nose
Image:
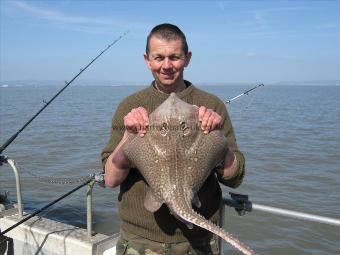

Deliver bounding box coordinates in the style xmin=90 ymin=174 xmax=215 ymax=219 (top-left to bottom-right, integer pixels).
xmin=162 ymin=57 xmax=172 ymax=69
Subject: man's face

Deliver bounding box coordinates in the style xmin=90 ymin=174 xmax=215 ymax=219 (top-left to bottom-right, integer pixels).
xmin=144 ymin=36 xmax=191 ymax=87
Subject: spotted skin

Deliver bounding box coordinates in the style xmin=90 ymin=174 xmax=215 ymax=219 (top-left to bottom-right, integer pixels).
xmin=124 ymin=93 xmax=256 ymax=255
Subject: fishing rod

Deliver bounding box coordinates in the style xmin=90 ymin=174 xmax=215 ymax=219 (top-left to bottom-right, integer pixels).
xmin=0 ymin=31 xmax=129 ymax=156
xmin=225 ymin=83 xmax=264 ymax=104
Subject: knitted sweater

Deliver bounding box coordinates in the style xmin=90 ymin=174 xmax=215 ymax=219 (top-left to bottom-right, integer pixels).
xmin=101 ymin=81 xmax=245 ymax=243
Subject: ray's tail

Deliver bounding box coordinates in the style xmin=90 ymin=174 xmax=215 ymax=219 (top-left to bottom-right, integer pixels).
xmin=171 ymin=203 xmax=257 ymax=255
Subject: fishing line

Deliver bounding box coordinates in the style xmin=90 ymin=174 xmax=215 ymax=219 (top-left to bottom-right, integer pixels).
xmin=23 ymin=170 xmax=93 ymax=185
xmin=37 ymin=175 xmax=92 ymax=185
xmin=244 ymin=91 xmax=257 ymax=110
xmin=0 ymin=31 xmax=129 ymax=156
xmin=4 ymin=159 xmax=91 ymax=184
xmin=1 ymin=157 xmax=92 ymax=185
xmin=240 ymin=89 xmax=259 ymax=118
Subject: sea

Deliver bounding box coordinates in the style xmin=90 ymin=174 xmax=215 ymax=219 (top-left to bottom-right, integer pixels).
xmin=0 ymin=83 xmax=339 ymax=255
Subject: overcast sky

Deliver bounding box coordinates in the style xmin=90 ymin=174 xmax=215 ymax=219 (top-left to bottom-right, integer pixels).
xmin=1 ymin=0 xmax=339 ymax=84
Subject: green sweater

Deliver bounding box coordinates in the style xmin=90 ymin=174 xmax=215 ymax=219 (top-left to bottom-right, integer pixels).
xmin=101 ymin=81 xmax=245 ymax=243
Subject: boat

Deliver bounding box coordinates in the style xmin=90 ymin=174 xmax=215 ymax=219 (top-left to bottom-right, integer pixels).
xmin=1 ymin=156 xmax=339 ymax=255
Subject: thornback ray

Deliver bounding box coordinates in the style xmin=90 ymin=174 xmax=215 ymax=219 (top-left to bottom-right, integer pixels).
xmin=123 ymin=93 xmax=256 ymax=255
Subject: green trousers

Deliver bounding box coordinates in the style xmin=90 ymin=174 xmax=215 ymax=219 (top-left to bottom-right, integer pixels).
xmin=116 ymin=230 xmax=220 ymax=255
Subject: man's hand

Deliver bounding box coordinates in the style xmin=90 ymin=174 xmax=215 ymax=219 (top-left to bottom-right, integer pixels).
xmin=124 ymin=107 xmax=149 ymax=137
xmin=198 ymin=106 xmax=222 ymax=134
xmin=217 ymin=150 xmax=239 ymax=179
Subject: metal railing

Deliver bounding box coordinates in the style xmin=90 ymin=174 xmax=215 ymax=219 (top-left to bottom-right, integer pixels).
xmin=218 ymin=192 xmax=340 ymax=255
xmin=1 ymin=157 xmax=23 ymax=219
xmin=1 ymin=156 xmax=99 ymax=239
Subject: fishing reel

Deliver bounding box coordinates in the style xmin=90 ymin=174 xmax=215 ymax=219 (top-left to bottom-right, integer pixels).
xmin=89 ymin=172 xmax=105 ymax=188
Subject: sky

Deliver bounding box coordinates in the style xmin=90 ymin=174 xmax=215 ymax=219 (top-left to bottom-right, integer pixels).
xmin=1 ymin=0 xmax=340 ymax=85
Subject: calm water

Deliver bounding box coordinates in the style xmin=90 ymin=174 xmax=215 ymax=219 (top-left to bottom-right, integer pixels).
xmin=0 ymin=84 xmax=339 ymax=254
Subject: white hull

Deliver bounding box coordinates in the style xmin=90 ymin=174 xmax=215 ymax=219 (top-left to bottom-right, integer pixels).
xmin=0 ymin=211 xmax=118 ymax=255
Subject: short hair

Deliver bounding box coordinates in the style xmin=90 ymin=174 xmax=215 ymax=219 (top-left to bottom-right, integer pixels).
xmin=146 ymin=23 xmax=188 ymax=55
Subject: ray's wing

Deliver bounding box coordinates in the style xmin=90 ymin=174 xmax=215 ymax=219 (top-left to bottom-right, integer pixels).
xmin=123 ymin=134 xmax=170 ymax=206
xmin=184 ymin=130 xmax=229 ymax=192
xmin=124 ymin=134 xmax=167 ymax=185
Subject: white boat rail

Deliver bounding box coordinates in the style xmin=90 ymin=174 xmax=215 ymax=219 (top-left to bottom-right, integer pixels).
xmin=1 ymin=157 xmax=23 ymax=218
xmin=0 ymin=156 xmax=97 ymax=239
xmin=218 ymin=192 xmax=340 ymax=255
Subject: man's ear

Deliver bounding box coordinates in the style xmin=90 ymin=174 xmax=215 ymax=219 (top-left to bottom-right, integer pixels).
xmin=144 ymin=53 xmax=152 ymax=69
xmin=184 ymin=51 xmax=192 ymax=67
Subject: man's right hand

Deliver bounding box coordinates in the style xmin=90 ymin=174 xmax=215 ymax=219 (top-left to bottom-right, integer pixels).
xmin=123 ymin=107 xmax=149 ymax=137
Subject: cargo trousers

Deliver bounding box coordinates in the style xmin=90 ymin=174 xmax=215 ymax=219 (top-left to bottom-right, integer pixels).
xmin=115 ymin=230 xmax=219 ymax=255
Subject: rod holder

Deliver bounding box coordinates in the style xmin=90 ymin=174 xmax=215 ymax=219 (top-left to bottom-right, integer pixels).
xmin=221 ymin=192 xmax=340 ymax=226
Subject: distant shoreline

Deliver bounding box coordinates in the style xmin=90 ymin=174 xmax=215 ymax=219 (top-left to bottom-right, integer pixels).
xmin=1 ymin=80 xmax=340 ymax=87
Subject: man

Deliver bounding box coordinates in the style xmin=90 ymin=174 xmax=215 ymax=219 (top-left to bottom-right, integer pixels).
xmin=102 ymin=23 xmax=245 ymax=255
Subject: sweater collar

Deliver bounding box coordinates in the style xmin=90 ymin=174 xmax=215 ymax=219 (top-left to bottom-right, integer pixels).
xmin=149 ymin=80 xmax=195 ymax=100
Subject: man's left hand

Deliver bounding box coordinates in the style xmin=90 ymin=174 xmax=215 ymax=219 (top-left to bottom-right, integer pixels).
xmin=198 ymin=106 xmax=222 ymax=134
